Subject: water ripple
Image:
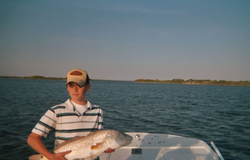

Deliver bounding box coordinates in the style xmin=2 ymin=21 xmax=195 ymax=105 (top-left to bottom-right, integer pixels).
xmin=0 ymin=79 xmax=250 ymax=160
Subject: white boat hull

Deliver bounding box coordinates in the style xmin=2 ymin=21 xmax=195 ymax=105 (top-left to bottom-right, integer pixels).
xmin=99 ymin=132 xmax=219 ymax=160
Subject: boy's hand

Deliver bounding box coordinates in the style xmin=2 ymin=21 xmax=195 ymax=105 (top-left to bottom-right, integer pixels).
xmin=104 ymin=148 xmax=115 ymax=153
xmin=50 ymin=150 xmax=71 ymax=160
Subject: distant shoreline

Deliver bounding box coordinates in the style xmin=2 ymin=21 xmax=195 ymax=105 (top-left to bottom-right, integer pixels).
xmin=0 ymin=75 xmax=66 ymax=81
xmin=0 ymin=76 xmax=129 ymax=82
xmin=1 ymin=76 xmax=249 ymax=86
xmin=134 ymin=78 xmax=250 ymax=86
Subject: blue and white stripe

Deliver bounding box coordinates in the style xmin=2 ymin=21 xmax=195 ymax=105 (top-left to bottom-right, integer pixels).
xmin=32 ymin=99 xmax=103 ymax=146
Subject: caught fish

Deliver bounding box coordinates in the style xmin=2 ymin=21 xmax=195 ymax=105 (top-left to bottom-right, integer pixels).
xmin=29 ymin=129 xmax=133 ymax=160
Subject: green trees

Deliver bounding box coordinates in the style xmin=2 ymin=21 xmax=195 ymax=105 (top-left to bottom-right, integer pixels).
xmin=134 ymin=79 xmax=250 ymax=86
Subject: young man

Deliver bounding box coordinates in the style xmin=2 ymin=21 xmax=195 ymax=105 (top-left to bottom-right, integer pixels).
xmin=27 ymin=69 xmax=113 ymax=160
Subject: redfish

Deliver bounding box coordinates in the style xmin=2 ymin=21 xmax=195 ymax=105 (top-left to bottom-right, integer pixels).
xmin=29 ymin=130 xmax=133 ymax=160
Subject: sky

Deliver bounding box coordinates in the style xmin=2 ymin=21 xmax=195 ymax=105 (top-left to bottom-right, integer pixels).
xmin=1 ymin=0 xmax=250 ymax=81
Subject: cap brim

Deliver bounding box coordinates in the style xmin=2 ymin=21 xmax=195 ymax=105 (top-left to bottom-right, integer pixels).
xmin=66 ymin=77 xmax=86 ymax=87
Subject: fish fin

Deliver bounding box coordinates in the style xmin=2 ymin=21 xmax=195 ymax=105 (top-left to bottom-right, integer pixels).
xmin=90 ymin=142 xmax=104 ymax=150
xmin=53 ymin=136 xmax=83 ymax=151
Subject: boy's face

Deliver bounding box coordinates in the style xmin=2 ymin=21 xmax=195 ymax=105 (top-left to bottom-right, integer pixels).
xmin=67 ymin=82 xmax=91 ymax=104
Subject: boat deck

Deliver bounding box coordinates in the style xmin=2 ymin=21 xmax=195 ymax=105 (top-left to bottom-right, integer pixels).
xmin=99 ymin=132 xmax=219 ymax=160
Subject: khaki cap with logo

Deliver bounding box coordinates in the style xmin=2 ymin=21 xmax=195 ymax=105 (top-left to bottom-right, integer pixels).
xmin=66 ymin=69 xmax=88 ymax=87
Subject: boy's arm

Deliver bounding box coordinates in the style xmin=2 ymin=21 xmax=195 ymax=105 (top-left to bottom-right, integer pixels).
xmin=27 ymin=132 xmax=71 ymax=160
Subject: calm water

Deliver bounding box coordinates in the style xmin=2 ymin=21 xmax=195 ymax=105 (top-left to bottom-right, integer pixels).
xmin=0 ymin=78 xmax=249 ymax=160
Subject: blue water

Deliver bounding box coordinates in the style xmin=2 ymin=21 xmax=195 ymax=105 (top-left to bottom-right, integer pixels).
xmin=0 ymin=78 xmax=249 ymax=160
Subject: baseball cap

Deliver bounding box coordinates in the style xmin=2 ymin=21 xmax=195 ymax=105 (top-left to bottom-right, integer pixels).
xmin=66 ymin=69 xmax=89 ymax=87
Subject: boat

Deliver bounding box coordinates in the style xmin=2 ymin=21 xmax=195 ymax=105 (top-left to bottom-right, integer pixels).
xmin=99 ymin=132 xmax=224 ymax=160
xmin=28 ymin=132 xmax=225 ymax=160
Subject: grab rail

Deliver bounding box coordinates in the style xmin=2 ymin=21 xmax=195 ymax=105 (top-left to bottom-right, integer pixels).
xmin=211 ymin=141 xmax=225 ymax=160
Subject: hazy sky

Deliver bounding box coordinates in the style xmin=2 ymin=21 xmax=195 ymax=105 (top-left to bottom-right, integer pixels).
xmin=1 ymin=0 xmax=250 ymax=81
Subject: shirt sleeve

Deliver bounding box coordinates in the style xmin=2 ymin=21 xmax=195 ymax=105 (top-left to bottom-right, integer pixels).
xmin=31 ymin=108 xmax=57 ymax=137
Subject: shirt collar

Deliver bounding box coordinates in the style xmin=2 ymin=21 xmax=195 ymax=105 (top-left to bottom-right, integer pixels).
xmin=65 ymin=98 xmax=92 ymax=111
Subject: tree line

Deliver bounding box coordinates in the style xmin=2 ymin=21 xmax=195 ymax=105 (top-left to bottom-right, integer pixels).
xmin=0 ymin=76 xmax=66 ymax=80
xmin=134 ymin=78 xmax=250 ymax=86
xmin=1 ymin=76 xmax=249 ymax=86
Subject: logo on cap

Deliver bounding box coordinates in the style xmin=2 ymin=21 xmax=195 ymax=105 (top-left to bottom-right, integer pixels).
xmin=70 ymin=71 xmax=83 ymax=76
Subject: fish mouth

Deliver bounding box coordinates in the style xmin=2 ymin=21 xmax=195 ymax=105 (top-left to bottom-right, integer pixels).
xmin=121 ymin=141 xmax=132 ymax=147
xmin=125 ymin=138 xmax=133 ymax=145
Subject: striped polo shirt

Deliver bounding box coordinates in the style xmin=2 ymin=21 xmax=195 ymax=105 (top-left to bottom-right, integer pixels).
xmin=32 ymin=99 xmax=103 ymax=146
